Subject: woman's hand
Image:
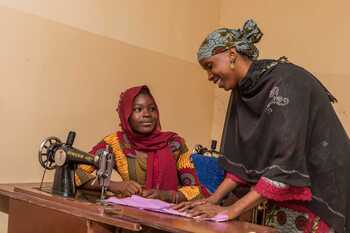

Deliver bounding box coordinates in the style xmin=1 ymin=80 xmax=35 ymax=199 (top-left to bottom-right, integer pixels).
xmin=109 ymin=180 xmax=142 ymax=197
xmin=187 ymin=202 xmax=229 ymax=220
xmin=141 ymin=189 xmax=186 ymax=203
xmin=141 ymin=189 xmax=162 ymax=199
xmin=171 ymin=198 xmax=209 ymax=212
xmin=172 ymin=177 xmax=239 ymax=211
xmin=190 ymin=189 xmax=263 ymax=222
xmin=142 ymin=189 xmax=173 ymax=202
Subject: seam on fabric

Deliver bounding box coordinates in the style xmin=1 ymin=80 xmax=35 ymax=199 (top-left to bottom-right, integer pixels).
xmin=312 ymin=195 xmax=345 ymax=219
xmin=223 ymin=157 xmax=310 ymax=178
xmin=261 ymin=176 xmax=290 ymax=188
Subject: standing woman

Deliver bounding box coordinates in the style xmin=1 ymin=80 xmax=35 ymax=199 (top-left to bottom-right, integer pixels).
xmin=176 ymin=20 xmax=348 ymax=233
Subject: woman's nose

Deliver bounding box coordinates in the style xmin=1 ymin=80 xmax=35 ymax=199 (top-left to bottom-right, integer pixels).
xmin=208 ymin=72 xmax=214 ymax=81
xmin=142 ymin=110 xmax=151 ymax=117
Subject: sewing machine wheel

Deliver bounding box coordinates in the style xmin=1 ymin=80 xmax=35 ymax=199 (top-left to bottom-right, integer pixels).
xmin=39 ymin=137 xmax=62 ymax=170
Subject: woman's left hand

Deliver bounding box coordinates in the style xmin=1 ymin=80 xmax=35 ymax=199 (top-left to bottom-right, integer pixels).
xmin=141 ymin=189 xmax=186 ymax=203
xmin=187 ymin=202 xmax=230 ymax=220
xmin=141 ymin=189 xmax=162 ymax=199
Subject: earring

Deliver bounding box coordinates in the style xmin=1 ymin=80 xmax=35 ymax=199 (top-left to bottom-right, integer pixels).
xmin=229 ymin=55 xmax=237 ymax=69
xmin=230 ymin=59 xmax=235 ymax=69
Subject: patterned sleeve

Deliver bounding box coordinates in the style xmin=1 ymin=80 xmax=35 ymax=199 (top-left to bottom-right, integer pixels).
xmin=75 ymin=140 xmax=108 ymax=187
xmin=175 ymin=141 xmax=205 ymax=200
xmin=253 ymin=176 xmax=312 ymax=202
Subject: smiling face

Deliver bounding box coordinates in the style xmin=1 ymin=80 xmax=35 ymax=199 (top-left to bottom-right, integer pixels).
xmin=199 ymin=49 xmax=241 ymax=91
xmin=129 ymin=93 xmax=159 ymax=135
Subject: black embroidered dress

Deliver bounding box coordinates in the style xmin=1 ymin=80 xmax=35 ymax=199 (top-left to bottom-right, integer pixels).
xmin=219 ymin=59 xmax=349 ymax=233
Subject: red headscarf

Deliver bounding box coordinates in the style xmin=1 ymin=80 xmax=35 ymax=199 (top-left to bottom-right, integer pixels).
xmin=116 ymin=85 xmax=179 ymax=191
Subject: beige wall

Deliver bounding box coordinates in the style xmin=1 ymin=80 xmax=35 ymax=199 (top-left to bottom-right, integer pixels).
xmin=0 ymin=0 xmax=220 ymax=63
xmin=0 ymin=1 xmax=220 ymax=230
xmin=212 ymin=0 xmax=350 ymax=145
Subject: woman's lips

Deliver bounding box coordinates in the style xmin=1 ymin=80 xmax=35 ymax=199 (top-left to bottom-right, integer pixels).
xmin=218 ymin=79 xmax=224 ymax=88
xmin=140 ymin=122 xmax=153 ymax=127
xmin=212 ymin=76 xmax=224 ymax=88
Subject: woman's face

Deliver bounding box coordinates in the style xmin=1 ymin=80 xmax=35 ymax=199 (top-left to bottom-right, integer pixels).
xmin=199 ymin=50 xmax=240 ymax=91
xmin=129 ymin=93 xmax=159 ymax=134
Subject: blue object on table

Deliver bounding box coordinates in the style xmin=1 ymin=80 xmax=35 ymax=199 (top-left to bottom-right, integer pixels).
xmin=191 ymin=153 xmax=225 ymax=193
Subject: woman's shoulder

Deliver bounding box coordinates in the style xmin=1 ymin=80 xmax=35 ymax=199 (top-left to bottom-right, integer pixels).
xmin=98 ymin=132 xmax=126 ymax=155
xmin=102 ymin=132 xmax=121 ymax=144
xmin=273 ymin=61 xmax=315 ymax=82
xmin=162 ymin=133 xmax=189 ymax=160
xmin=168 ymin=134 xmax=189 ymax=153
xmin=267 ymin=61 xmax=335 ymax=104
xmin=268 ymin=61 xmax=319 ymax=91
xmin=90 ymin=132 xmax=120 ymax=155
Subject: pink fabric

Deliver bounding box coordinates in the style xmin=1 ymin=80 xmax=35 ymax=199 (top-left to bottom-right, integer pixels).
xmin=253 ymin=177 xmax=312 ymax=202
xmin=225 ymin=172 xmax=248 ymax=185
xmin=107 ymin=195 xmax=171 ymax=210
xmin=116 ymin=85 xmax=179 ymax=191
xmin=106 ymin=195 xmax=226 ymax=222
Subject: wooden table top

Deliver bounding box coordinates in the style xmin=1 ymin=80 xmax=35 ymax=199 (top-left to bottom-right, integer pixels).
xmin=0 ymin=183 xmax=276 ymax=233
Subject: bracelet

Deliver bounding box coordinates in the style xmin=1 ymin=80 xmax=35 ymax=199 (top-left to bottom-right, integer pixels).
xmin=175 ymin=192 xmax=179 ymax=204
xmin=171 ymin=191 xmax=177 ymax=203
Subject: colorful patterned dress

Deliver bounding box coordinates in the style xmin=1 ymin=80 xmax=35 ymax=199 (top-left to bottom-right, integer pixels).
xmin=75 ymin=132 xmax=205 ymax=201
xmin=227 ymin=173 xmax=334 ymax=232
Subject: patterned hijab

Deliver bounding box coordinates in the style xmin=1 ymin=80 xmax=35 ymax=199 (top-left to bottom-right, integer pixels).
xmin=197 ymin=19 xmax=263 ymax=61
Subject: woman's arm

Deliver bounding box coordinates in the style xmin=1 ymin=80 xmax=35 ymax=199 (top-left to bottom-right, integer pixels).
xmin=224 ymin=189 xmax=263 ymax=219
xmin=142 ymin=143 xmax=199 ymax=203
xmin=75 ymin=140 xmax=107 ymax=187
xmin=174 ymin=143 xmax=203 ymax=202
xmin=189 ymin=176 xmax=312 ymax=220
xmin=188 ymin=188 xmax=263 ymax=220
xmin=80 ymin=178 xmax=142 ymax=196
xmin=208 ymin=175 xmax=240 ymax=204
xmin=173 ymin=175 xmax=239 ymax=211
xmin=76 ymin=137 xmax=143 ymax=197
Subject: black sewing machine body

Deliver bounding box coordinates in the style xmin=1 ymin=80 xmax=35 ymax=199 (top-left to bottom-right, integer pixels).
xmin=38 ymin=132 xmax=114 ymax=199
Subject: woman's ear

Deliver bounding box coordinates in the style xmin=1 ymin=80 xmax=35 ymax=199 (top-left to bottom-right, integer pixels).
xmin=228 ymin=48 xmax=238 ymax=58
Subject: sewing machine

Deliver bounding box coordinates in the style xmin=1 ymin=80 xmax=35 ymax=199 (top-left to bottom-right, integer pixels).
xmin=38 ymin=131 xmax=114 ymax=200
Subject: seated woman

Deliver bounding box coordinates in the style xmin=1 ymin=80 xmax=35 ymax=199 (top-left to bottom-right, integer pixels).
xmin=75 ymin=85 xmax=205 ymax=203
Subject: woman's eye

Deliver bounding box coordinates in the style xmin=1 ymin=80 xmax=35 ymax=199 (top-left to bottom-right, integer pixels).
xmin=149 ymin=107 xmax=157 ymax=112
xmin=205 ymin=63 xmax=213 ymax=71
xmin=133 ymin=107 xmax=142 ymax=113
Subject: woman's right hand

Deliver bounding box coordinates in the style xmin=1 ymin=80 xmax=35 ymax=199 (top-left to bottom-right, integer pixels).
xmin=172 ymin=198 xmax=212 ymax=212
xmin=109 ymin=181 xmax=142 ymax=197
xmin=173 ymin=177 xmax=239 ymax=213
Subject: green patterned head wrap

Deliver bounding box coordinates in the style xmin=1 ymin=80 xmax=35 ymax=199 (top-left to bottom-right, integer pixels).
xmin=197 ymin=19 xmax=263 ymax=61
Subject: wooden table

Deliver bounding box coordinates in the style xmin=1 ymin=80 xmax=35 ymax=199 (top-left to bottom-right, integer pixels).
xmin=0 ymin=183 xmax=276 ymax=233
